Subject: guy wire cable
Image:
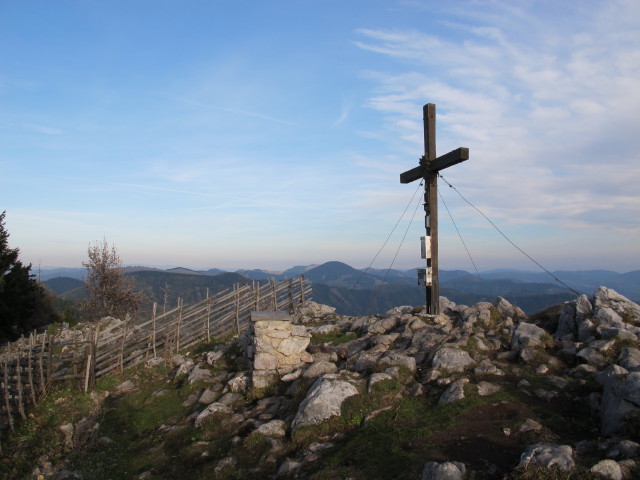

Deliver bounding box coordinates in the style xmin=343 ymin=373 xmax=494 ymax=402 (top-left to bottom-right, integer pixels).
xmin=438 ymin=188 xmax=482 ymax=280
xmin=346 ymin=179 xmax=424 ymax=298
xmin=438 ymin=173 xmax=582 ymax=296
xmin=378 ymin=183 xmax=425 ymax=289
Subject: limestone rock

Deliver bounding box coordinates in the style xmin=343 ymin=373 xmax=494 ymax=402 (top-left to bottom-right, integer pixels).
xmin=195 ymin=402 xmax=233 ymax=427
xmin=256 ymin=419 xmax=287 ymax=438
xmin=368 ymin=372 xmax=394 ymax=394
xmin=421 ymin=461 xmax=466 ymax=480
xmin=188 ymin=362 xmax=215 ymax=384
xmin=438 ymin=378 xmax=469 ymax=405
xmin=227 ymin=372 xmax=249 ymax=393
xmin=292 ymin=374 xmax=359 ymax=431
xmin=519 ymin=418 xmax=542 ymax=433
xmin=600 ymin=371 xmax=640 ymax=436
xmin=114 ymin=380 xmax=136 ymax=395
xmin=477 ymin=381 xmax=501 ymax=397
xmin=576 ymin=347 xmax=607 ymax=368
xmin=378 ymin=351 xmax=417 ymax=373
xmin=431 ymin=347 xmax=475 ymax=372
xmin=511 ymin=322 xmax=548 ymax=351
xmin=303 ymin=360 xmax=338 ymax=378
xmin=618 ymin=347 xmax=640 ymax=372
xmin=175 ymin=359 xmax=195 ymax=378
xmin=591 ymin=459 xmax=623 ymax=480
xmin=296 ymin=301 xmax=336 ymax=319
xmin=518 ymin=444 xmax=575 ymax=470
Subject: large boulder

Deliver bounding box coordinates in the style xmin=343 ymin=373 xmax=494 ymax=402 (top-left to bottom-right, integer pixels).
xmin=292 ymin=374 xmax=359 ymax=431
xmin=600 ymin=371 xmax=640 ymax=436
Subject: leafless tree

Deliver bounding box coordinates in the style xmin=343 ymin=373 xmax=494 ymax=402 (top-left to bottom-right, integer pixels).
xmin=83 ymin=239 xmax=142 ymax=320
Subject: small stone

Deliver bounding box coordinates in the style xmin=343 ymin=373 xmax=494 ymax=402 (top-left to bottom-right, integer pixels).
xmin=256 ymin=419 xmax=287 ymax=438
xmin=519 ymin=418 xmax=542 ymax=433
xmin=536 ymin=364 xmax=549 ymax=374
xmin=438 ymin=378 xmax=469 ymax=405
xmin=198 ymin=388 xmax=221 ymax=405
xmin=591 ymin=459 xmax=623 ymax=480
xmin=114 ymin=380 xmax=136 ymax=395
xmin=303 ymin=360 xmax=338 ymax=378
xmin=477 ymin=381 xmax=501 ymax=397
xmin=194 ymin=402 xmax=232 ymax=427
xmin=420 ymin=461 xmax=466 ymax=480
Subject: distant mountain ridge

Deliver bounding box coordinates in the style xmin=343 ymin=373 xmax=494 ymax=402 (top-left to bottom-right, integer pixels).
xmin=41 ymin=262 xmax=640 ymax=316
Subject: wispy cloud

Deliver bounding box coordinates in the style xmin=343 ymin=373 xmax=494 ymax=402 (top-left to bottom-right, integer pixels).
xmin=175 ymin=97 xmax=297 ymax=127
xmin=354 ymin=1 xmax=640 ymax=235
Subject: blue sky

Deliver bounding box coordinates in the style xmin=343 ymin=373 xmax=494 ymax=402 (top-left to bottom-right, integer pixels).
xmin=1 ymin=1 xmax=639 ymax=273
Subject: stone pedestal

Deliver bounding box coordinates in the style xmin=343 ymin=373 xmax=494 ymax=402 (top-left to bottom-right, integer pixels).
xmin=248 ymin=311 xmax=312 ymax=389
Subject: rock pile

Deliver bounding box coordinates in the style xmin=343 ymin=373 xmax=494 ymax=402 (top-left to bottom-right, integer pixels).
xmin=33 ymin=286 xmax=640 ymax=479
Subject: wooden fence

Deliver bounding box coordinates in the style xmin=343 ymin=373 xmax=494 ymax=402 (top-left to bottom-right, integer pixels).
xmin=0 ymin=277 xmax=311 ymax=433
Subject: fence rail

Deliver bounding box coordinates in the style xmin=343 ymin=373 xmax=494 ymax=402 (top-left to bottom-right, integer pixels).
xmin=0 ymin=277 xmax=311 ymax=432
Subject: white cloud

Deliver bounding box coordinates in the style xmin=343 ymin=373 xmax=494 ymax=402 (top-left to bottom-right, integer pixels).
xmin=354 ymin=0 xmax=640 ymax=239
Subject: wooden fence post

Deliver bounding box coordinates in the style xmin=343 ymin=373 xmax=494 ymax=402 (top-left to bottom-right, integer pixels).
xmin=92 ymin=324 xmax=100 ymax=388
xmin=47 ymin=331 xmax=55 ymax=386
xmin=151 ymin=302 xmax=157 ymax=358
xmin=288 ymin=279 xmax=295 ymax=313
xmin=14 ymin=343 xmax=26 ymax=420
xmin=84 ymin=351 xmax=92 ymax=393
xmin=176 ymin=298 xmax=183 ymax=353
xmin=38 ymin=332 xmax=46 ymax=396
xmin=234 ymin=285 xmax=240 ymax=334
xmin=205 ymin=288 xmax=211 ymax=341
xmin=119 ymin=315 xmax=129 ymax=375
xmin=271 ymin=279 xmax=277 ymax=310
xmin=27 ymin=333 xmax=37 ymax=406
xmin=2 ymin=358 xmax=13 ymax=432
xmin=254 ymin=281 xmax=261 ymax=311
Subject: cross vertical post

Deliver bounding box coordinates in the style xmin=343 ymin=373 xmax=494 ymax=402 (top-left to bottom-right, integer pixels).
xmin=423 ymin=104 xmax=439 ymax=314
xmin=400 ymin=103 xmax=469 ymax=315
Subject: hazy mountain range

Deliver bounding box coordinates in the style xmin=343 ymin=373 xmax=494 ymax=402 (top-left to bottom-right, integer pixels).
xmin=41 ymin=262 xmax=640 ymax=316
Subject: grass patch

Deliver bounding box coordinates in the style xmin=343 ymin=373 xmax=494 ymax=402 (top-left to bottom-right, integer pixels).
xmin=0 ymin=385 xmax=98 ymax=479
xmin=191 ymin=334 xmax=236 ymax=355
xmin=310 ymin=330 xmax=356 ymax=345
xmin=504 ymin=465 xmax=604 ymax=480
xmin=300 ymin=390 xmax=512 ymax=480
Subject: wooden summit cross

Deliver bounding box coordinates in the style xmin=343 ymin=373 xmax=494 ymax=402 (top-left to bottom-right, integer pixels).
xmin=400 ymin=103 xmax=469 ymax=315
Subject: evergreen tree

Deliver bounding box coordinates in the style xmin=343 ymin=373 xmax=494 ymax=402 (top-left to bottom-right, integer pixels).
xmin=0 ymin=211 xmax=58 ymax=342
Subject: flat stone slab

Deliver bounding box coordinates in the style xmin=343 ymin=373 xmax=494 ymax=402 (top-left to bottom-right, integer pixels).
xmin=251 ymin=311 xmax=293 ymax=322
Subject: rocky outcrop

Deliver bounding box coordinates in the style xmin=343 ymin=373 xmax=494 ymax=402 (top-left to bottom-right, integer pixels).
xmin=28 ymin=287 xmax=640 ymax=480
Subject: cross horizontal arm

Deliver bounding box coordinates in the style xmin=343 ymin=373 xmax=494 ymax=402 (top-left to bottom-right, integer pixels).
xmin=400 ymin=147 xmax=469 ymax=184
xmin=426 ymin=147 xmax=469 ymax=173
